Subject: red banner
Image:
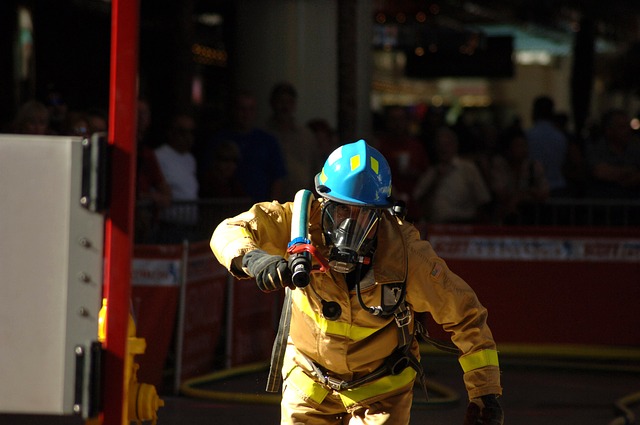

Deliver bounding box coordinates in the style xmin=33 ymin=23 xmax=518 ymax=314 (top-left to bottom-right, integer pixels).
xmin=228 ymin=278 xmax=282 ymax=366
xmin=131 ymin=244 xmax=183 ymax=389
xmin=131 ymin=242 xmax=229 ymax=391
xmin=179 ymin=242 xmax=228 ymax=382
xmin=422 ymin=225 xmax=640 ymax=346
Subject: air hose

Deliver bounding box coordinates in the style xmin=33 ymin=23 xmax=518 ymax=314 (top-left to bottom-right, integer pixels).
xmin=288 ymin=189 xmax=315 ymax=287
xmin=287 ymin=189 xmax=330 ymax=285
xmin=179 ymin=344 xmax=640 ymax=409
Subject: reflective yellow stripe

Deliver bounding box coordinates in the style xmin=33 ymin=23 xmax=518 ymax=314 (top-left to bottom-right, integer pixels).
xmin=338 ymin=367 xmax=416 ymax=407
xmin=286 ymin=366 xmax=416 ymax=408
xmin=288 ymin=367 xmax=330 ymax=404
xmin=292 ymin=290 xmax=379 ymax=341
xmin=459 ymin=349 xmax=499 ymax=373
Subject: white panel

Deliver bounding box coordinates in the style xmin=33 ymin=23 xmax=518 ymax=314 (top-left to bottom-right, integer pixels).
xmin=0 ymin=135 xmax=103 ymax=415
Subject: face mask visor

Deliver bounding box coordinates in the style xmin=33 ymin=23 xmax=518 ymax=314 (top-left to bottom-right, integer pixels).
xmin=321 ymin=201 xmax=381 ymax=273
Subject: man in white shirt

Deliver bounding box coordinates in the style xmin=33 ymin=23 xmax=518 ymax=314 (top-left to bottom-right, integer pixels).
xmin=413 ymin=127 xmax=492 ymax=224
xmin=155 ymin=114 xmax=200 ymax=241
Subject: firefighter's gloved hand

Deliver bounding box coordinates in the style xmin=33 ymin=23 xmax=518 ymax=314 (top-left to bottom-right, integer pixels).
xmin=463 ymin=394 xmax=503 ymax=425
xmin=242 ymin=249 xmax=292 ymax=292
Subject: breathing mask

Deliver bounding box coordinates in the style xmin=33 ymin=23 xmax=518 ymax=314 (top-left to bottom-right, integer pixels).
xmin=321 ymin=201 xmax=381 ymax=273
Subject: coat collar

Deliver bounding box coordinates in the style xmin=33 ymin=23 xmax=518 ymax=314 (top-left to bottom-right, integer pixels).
xmin=372 ymin=212 xmax=407 ymax=284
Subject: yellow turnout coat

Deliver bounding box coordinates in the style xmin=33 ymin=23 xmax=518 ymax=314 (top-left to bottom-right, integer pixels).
xmin=210 ymin=199 xmax=502 ymax=409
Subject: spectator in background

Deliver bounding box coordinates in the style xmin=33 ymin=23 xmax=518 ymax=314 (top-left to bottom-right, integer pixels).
xmin=554 ymin=111 xmax=588 ymax=197
xmin=469 ymin=122 xmax=502 ymax=186
xmin=585 ymin=108 xmax=640 ymax=199
xmin=198 ymin=139 xmax=245 ymax=199
xmin=203 ymin=90 xmax=287 ymax=203
xmin=10 ymin=100 xmax=51 ymax=135
xmin=137 ymin=98 xmax=154 ymax=147
xmin=306 ymin=118 xmax=337 ymax=161
xmin=86 ymin=107 xmax=108 ymax=135
xmin=463 ymin=122 xmax=504 ymax=221
xmin=135 ymin=99 xmax=172 ymax=243
xmin=155 ymin=113 xmax=199 ymax=242
xmin=419 ymin=105 xmax=447 ymax=160
xmin=413 ymin=127 xmax=492 ymax=224
xmin=375 ymin=105 xmax=430 ymax=221
xmin=526 ymin=95 xmax=569 ymax=197
xmin=490 ymin=128 xmax=550 ymax=224
xmin=44 ymin=85 xmax=68 ymax=135
xmin=452 ymin=108 xmax=484 ymax=157
xmin=60 ymin=110 xmax=89 ymax=138
xmin=265 ymin=82 xmax=320 ymax=200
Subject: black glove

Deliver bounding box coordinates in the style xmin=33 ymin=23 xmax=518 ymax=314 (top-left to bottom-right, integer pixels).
xmin=463 ymin=394 xmax=504 ymax=425
xmin=242 ymin=249 xmax=292 ymax=292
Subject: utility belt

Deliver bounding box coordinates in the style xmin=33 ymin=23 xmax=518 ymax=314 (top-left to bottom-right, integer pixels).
xmin=305 ymin=347 xmax=419 ymax=392
xmin=287 ymin=357 xmax=418 ymax=407
xmin=267 ymin=288 xmax=432 ymax=400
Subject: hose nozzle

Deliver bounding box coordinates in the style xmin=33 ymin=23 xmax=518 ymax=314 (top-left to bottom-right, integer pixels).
xmin=289 ymin=251 xmax=311 ymax=287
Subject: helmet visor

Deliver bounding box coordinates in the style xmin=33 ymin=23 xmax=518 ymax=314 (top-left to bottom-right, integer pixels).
xmin=322 ymin=201 xmax=381 ymax=256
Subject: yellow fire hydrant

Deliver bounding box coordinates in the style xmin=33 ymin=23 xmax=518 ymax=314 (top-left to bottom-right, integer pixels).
xmin=98 ymin=298 xmax=164 ymax=425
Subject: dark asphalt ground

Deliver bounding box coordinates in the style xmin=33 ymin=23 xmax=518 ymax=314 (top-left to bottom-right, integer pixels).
xmin=2 ymin=352 xmax=639 ymax=424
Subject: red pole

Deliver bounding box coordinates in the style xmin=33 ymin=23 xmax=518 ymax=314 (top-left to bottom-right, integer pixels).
xmin=103 ymin=0 xmax=139 ymax=424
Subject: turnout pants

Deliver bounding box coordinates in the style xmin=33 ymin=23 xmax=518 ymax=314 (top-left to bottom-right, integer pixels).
xmin=280 ymin=377 xmax=414 ymax=425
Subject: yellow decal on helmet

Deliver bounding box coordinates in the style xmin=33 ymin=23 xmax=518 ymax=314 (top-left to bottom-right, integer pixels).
xmin=350 ymin=154 xmax=361 ymax=171
xmin=319 ymin=168 xmax=328 ymax=184
xmin=371 ymin=157 xmax=379 ymax=174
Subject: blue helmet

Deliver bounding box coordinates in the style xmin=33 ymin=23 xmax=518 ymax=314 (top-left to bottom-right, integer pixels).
xmin=314 ymin=139 xmax=392 ymax=207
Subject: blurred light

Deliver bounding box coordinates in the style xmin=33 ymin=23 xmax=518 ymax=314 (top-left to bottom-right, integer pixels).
xmin=17 ymin=6 xmax=34 ymax=80
xmin=631 ymin=118 xmax=640 ymax=131
xmin=432 ymin=95 xmax=444 ymax=107
xmin=396 ymin=13 xmax=406 ymax=23
xmin=376 ymin=13 xmax=386 ymax=24
xmin=415 ymin=46 xmax=425 ymax=56
xmin=429 ymin=4 xmax=440 ymax=15
xmin=191 ymin=43 xmax=227 ymax=66
xmin=416 ymin=11 xmax=427 ymax=23
xmin=459 ymin=45 xmax=476 ymax=55
xmin=459 ymin=95 xmax=492 ymax=107
xmin=192 ymin=76 xmax=203 ymax=105
xmin=516 ymin=51 xmax=552 ymax=65
xmin=196 ymin=13 xmax=223 ymax=26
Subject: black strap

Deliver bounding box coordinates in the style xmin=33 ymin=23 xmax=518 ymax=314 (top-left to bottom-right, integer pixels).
xmin=393 ymin=302 xmax=431 ymax=400
xmin=306 ymin=357 xmax=392 ymax=391
xmin=266 ymin=282 xmax=458 ymax=395
xmin=394 ymin=301 xmax=412 ymax=349
xmin=266 ymin=287 xmax=293 ymax=393
xmin=414 ymin=320 xmax=461 ymax=355
xmin=406 ymin=349 xmax=429 ymax=400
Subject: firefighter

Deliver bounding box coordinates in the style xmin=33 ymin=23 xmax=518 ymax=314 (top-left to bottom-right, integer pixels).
xmin=210 ymin=139 xmax=503 ymax=424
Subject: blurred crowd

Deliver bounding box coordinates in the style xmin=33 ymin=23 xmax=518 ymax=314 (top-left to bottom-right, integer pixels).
xmin=3 ymin=86 xmax=639 ymax=243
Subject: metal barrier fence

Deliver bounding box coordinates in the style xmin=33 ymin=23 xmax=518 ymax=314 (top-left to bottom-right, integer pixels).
xmin=135 ymin=197 xmax=254 ymax=244
xmin=135 ymin=197 xmax=640 ymax=244
xmin=503 ymin=198 xmax=640 ymax=227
